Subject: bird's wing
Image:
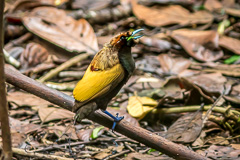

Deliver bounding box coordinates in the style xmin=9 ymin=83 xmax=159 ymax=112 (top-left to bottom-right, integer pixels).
xmin=73 ymin=63 xmax=125 ymax=103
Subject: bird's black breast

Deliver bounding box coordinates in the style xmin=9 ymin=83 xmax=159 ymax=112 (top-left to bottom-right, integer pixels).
xmin=95 ymin=47 xmax=135 ymax=110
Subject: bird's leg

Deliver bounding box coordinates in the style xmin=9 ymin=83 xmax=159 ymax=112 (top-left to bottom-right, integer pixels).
xmin=102 ymin=110 xmax=124 ymax=131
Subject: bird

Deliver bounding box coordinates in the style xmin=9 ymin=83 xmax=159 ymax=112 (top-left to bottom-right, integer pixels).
xmin=73 ymin=29 xmax=144 ymax=131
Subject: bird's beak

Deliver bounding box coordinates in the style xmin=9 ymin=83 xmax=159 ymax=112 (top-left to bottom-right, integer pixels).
xmin=127 ymin=29 xmax=144 ymax=41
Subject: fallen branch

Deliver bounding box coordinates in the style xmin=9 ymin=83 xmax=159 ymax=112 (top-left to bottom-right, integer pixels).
xmin=0 ymin=1 xmax=12 ymax=159
xmin=153 ymin=105 xmax=240 ymax=122
xmin=4 ymin=65 xmax=206 ymax=160
xmin=69 ymin=4 xmax=132 ymax=24
xmin=12 ymin=148 xmax=73 ymax=160
xmin=38 ymin=53 xmax=89 ymax=83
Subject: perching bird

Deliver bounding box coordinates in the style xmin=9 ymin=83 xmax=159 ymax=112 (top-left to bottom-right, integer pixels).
xmin=73 ymin=29 xmax=144 ymax=130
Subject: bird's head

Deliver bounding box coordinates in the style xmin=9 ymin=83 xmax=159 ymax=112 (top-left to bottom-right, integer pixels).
xmin=110 ymin=29 xmax=144 ymax=49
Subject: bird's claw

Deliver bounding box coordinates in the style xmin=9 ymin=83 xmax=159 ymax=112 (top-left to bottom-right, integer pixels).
xmin=112 ymin=113 xmax=124 ymax=132
xmin=103 ymin=110 xmax=124 ymax=132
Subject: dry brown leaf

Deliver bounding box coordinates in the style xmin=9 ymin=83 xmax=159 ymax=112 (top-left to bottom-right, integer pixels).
xmin=225 ymin=8 xmax=240 ymax=17
xmin=132 ymin=1 xmax=213 ymax=27
xmin=76 ymin=129 xmax=93 ymax=142
xmin=11 ymin=132 xmax=26 ymax=148
xmin=166 ymin=112 xmax=203 ymax=143
xmin=20 ymin=42 xmax=49 ymax=70
xmin=205 ymin=145 xmax=240 ymax=159
xmin=224 ymin=84 xmax=240 ymax=104
xmin=186 ymin=72 xmax=227 ymax=94
xmin=231 ymin=144 xmax=240 ymax=150
xmin=9 ymin=117 xmax=40 ymax=134
xmin=179 ymin=73 xmax=226 ymax=104
xmin=140 ymin=36 xmax=172 ymax=52
xmin=203 ymin=68 xmax=240 ymax=77
xmin=219 ymin=36 xmax=240 ymax=55
xmin=94 ymin=146 xmax=124 ymax=159
xmin=158 ymin=54 xmax=191 ymax=75
xmin=170 ymin=29 xmax=223 ymax=62
xmin=125 ymin=152 xmax=168 ymax=160
xmin=72 ymin=0 xmax=112 ymax=10
xmin=94 ymin=152 xmax=110 ymax=160
xmin=22 ymin=7 xmax=98 ymax=54
xmin=127 ymin=96 xmax=158 ymax=119
xmin=162 ymin=78 xmax=184 ymax=100
xmin=204 ymin=0 xmax=223 ymax=12
xmin=192 ymin=62 xmax=240 ymax=77
xmin=222 ymin=0 xmax=235 ymax=7
xmin=207 ymin=136 xmax=229 ymax=145
xmin=38 ymin=107 xmax=75 ymax=123
xmin=48 ymin=125 xmax=78 ymax=140
xmin=7 ymin=91 xmax=53 ymax=108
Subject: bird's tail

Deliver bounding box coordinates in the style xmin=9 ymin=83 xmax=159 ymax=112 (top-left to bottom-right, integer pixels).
xmin=74 ymin=101 xmax=97 ymax=122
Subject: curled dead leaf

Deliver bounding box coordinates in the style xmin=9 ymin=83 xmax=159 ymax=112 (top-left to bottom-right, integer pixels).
xmin=204 ymin=0 xmax=223 ymax=12
xmin=7 ymin=91 xmax=53 ymax=108
xmin=48 ymin=125 xmax=78 ymax=140
xmin=38 ymin=107 xmax=75 ymax=123
xmin=225 ymin=8 xmax=240 ymax=17
xmin=186 ymin=72 xmax=227 ymax=94
xmin=140 ymin=36 xmax=173 ymax=52
xmin=77 ymin=128 xmax=93 ymax=142
xmin=127 ymin=96 xmax=158 ymax=119
xmin=166 ymin=112 xmax=203 ymax=143
xmin=132 ymin=0 xmax=213 ymax=27
xmin=219 ymin=36 xmax=240 ymax=55
xmin=158 ymin=54 xmax=191 ymax=75
xmin=170 ymin=29 xmax=223 ymax=62
xmin=204 ymin=145 xmax=240 ymax=159
xmin=20 ymin=42 xmax=49 ymax=70
xmin=22 ymin=7 xmax=98 ymax=54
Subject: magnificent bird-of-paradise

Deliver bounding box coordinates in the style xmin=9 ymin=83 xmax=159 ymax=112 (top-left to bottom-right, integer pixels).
xmin=73 ymin=29 xmax=144 ymax=130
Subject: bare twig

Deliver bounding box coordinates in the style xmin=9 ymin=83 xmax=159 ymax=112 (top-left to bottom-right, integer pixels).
xmin=0 ymin=1 xmax=12 ymax=159
xmin=38 ymin=53 xmax=89 ymax=83
xmin=4 ymin=32 xmax=32 ymax=50
xmin=69 ymin=4 xmax=132 ymax=24
xmin=59 ymin=71 xmax=85 ymax=78
xmin=3 ymin=49 xmax=20 ymax=68
xmin=202 ymin=92 xmax=225 ymax=126
xmin=4 ymin=65 xmax=205 ymax=160
xmin=153 ymin=105 xmax=240 ymax=122
xmin=105 ymin=149 xmax=131 ymax=160
xmin=45 ymin=81 xmax=75 ymax=91
xmin=12 ymin=148 xmax=73 ymax=160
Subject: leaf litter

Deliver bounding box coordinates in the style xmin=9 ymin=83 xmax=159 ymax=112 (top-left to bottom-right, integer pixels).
xmin=3 ymin=0 xmax=240 ymax=159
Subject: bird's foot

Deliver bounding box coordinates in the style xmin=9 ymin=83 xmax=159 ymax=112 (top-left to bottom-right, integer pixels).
xmin=103 ymin=110 xmax=124 ymax=132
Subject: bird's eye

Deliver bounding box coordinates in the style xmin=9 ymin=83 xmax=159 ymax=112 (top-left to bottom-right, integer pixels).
xmin=120 ymin=36 xmax=125 ymax=40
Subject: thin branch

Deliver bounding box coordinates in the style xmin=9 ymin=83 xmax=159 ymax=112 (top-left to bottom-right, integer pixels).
xmin=4 ymin=65 xmax=205 ymax=160
xmin=3 ymin=49 xmax=20 ymax=68
xmin=12 ymin=148 xmax=73 ymax=160
xmin=4 ymin=32 xmax=32 ymax=50
xmin=153 ymin=105 xmax=239 ymax=122
xmin=0 ymin=1 xmax=12 ymax=159
xmin=38 ymin=53 xmax=89 ymax=83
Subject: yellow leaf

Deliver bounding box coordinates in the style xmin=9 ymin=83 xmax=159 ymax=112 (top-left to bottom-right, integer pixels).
xmin=127 ymin=96 xmax=157 ymax=119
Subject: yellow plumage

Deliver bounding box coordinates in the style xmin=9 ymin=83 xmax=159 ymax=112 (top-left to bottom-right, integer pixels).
xmin=72 ymin=29 xmax=143 ymax=128
xmin=73 ymin=63 xmax=125 ymax=104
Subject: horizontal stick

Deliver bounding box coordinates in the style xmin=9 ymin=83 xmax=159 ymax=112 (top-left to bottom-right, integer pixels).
xmin=4 ymin=65 xmax=205 ymax=160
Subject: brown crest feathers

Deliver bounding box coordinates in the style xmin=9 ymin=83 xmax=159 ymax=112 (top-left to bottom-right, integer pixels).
xmin=90 ymin=46 xmax=119 ymax=71
xmin=110 ymin=31 xmax=132 ymax=48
